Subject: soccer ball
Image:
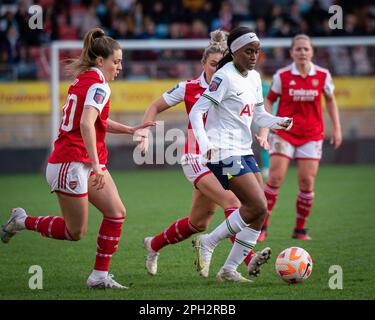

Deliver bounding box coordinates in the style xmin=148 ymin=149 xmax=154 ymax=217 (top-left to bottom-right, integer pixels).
xmin=275 ymin=247 xmax=313 ymax=283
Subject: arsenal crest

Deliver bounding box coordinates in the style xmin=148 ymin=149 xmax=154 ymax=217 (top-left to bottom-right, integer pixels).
xmin=312 ymin=79 xmax=319 ymax=87
xmin=69 ymin=181 xmax=77 ymax=190
xmin=209 ymin=76 xmax=222 ymax=92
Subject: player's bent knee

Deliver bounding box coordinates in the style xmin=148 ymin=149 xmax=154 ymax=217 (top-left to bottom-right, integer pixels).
xmin=254 ymin=203 xmax=268 ymax=219
xmin=104 ymin=205 xmax=126 ymax=219
xmin=243 ymin=201 xmax=267 ymax=220
xmin=299 ymin=177 xmax=314 ymax=191
xmin=119 ymin=205 xmax=126 ymax=218
xmin=223 ymin=198 xmax=241 ymax=209
xmin=268 ymin=174 xmax=283 ymax=187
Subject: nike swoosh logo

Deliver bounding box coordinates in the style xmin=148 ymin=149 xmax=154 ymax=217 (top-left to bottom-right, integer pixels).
xmin=236 ymin=92 xmax=244 ymax=96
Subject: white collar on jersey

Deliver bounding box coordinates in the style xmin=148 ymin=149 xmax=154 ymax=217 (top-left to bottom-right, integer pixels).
xmin=199 ymin=72 xmax=209 ymax=89
xmin=291 ymin=62 xmax=316 ymax=76
xmin=89 ymin=67 xmax=106 ymax=83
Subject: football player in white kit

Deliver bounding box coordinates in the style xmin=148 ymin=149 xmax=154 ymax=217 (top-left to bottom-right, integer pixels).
xmin=190 ymin=27 xmax=293 ymax=282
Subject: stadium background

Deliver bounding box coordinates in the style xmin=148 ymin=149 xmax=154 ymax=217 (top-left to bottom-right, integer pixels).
xmin=0 ymin=0 xmax=374 ymax=301
xmin=0 ymin=0 xmax=375 ymax=172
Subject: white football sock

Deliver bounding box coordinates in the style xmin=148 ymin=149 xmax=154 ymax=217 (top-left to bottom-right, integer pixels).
xmin=223 ymin=227 xmax=260 ymax=271
xmin=204 ymin=209 xmax=248 ymax=248
xmin=90 ymin=270 xmax=108 ymax=280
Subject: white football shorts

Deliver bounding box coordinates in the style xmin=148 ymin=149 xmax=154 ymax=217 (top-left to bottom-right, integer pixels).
xmin=181 ymin=153 xmax=212 ymax=186
xmin=46 ymin=162 xmax=106 ymax=197
xmin=269 ymin=133 xmax=323 ymax=160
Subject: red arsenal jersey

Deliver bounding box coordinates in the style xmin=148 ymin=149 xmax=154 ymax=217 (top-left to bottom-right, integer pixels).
xmin=48 ymin=67 xmax=111 ymax=164
xmin=267 ymin=63 xmax=334 ymax=146
xmin=162 ymin=72 xmax=209 ymax=154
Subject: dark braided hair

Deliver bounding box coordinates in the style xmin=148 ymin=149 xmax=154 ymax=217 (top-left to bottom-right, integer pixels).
xmin=217 ymin=26 xmax=255 ymax=70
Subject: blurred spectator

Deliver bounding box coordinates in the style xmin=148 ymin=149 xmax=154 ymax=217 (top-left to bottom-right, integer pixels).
xmin=0 ymin=11 xmax=15 ymax=39
xmin=267 ymin=4 xmax=285 ymax=36
xmin=187 ymin=19 xmax=208 ymax=39
xmin=352 ymin=46 xmax=372 ymax=75
xmin=133 ymin=2 xmax=144 ymax=36
xmin=182 ymin=0 xmax=205 ymax=13
xmin=0 ymin=0 xmax=374 ymax=80
xmin=0 ymin=26 xmax=21 ymax=64
xmin=328 ymin=46 xmax=352 ymax=75
xmin=0 ymin=49 xmax=14 ymax=81
xmin=211 ymin=1 xmax=233 ymax=31
xmin=115 ymin=0 xmax=136 ymax=13
xmin=112 ymin=14 xmax=134 ymax=39
xmin=229 ymin=0 xmax=251 ymax=23
xmin=255 ymin=18 xmax=268 ymax=38
xmin=79 ymin=5 xmax=101 ymax=38
xmin=16 ymin=46 xmax=37 ymax=79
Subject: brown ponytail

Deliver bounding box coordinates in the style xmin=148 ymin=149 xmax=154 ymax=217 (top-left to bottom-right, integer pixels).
xmin=65 ymin=27 xmax=121 ymax=77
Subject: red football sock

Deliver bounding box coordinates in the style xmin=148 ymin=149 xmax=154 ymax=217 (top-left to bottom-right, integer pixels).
xmin=25 ymin=216 xmax=73 ymax=240
xmin=295 ymin=190 xmax=314 ymax=230
xmin=263 ymin=183 xmax=280 ymax=228
xmin=150 ymin=216 xmax=200 ymax=252
xmin=244 ymin=250 xmax=255 ymax=266
xmin=94 ymin=216 xmax=124 ymax=271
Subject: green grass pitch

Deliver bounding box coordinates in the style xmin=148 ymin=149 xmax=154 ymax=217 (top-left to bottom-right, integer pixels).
xmin=0 ymin=165 xmax=374 ymax=300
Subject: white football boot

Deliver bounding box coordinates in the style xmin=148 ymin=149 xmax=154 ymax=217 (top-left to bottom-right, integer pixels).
xmin=248 ymin=247 xmax=272 ymax=277
xmin=144 ymin=237 xmax=160 ymax=275
xmin=192 ymin=234 xmax=214 ymax=278
xmin=0 ymin=208 xmax=27 ymax=244
xmin=87 ymin=274 xmax=128 ymax=289
xmin=216 ymin=267 xmax=252 ymax=283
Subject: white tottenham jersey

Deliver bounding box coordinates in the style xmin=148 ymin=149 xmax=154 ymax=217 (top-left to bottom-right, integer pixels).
xmin=189 ymin=62 xmax=290 ymax=162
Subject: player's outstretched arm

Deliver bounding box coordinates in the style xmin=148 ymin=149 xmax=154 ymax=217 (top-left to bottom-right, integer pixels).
xmin=106 ymin=118 xmax=155 ymax=135
xmin=253 ymin=103 xmax=293 ymax=131
xmin=137 ymin=97 xmax=172 ymax=154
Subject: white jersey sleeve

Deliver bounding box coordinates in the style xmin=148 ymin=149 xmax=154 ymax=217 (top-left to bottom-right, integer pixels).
xmin=189 ymin=95 xmax=214 ymax=155
xmin=84 ymin=83 xmax=111 ymax=113
xmin=254 ymin=73 xmax=291 ymax=130
xmin=270 ymin=72 xmax=282 ymax=95
xmin=201 ymin=70 xmax=229 ymax=105
xmin=323 ymin=71 xmax=335 ymax=97
xmin=162 ymin=81 xmax=186 ymax=106
xmin=256 ymin=73 xmax=264 ymax=105
xmin=253 ymin=105 xmax=291 ymax=130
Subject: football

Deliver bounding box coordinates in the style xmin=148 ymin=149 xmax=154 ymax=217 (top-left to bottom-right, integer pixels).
xmin=275 ymin=247 xmax=313 ymax=283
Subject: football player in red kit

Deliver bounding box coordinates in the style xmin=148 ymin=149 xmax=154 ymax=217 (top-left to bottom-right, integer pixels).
xmin=258 ymin=34 xmax=342 ymax=241
xmin=138 ymin=30 xmax=271 ymax=278
xmin=0 ymin=28 xmax=154 ymax=289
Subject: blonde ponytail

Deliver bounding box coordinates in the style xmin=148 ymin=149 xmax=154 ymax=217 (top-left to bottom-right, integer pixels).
xmin=201 ymin=29 xmax=228 ymax=64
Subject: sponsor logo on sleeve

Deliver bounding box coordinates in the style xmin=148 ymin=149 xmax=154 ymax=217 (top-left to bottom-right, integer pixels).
xmin=93 ymin=88 xmax=106 ymax=104
xmin=209 ymin=76 xmax=222 ymax=92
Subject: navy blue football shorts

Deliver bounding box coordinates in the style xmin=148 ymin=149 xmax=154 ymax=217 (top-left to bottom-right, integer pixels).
xmin=207 ymin=155 xmax=261 ymax=190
